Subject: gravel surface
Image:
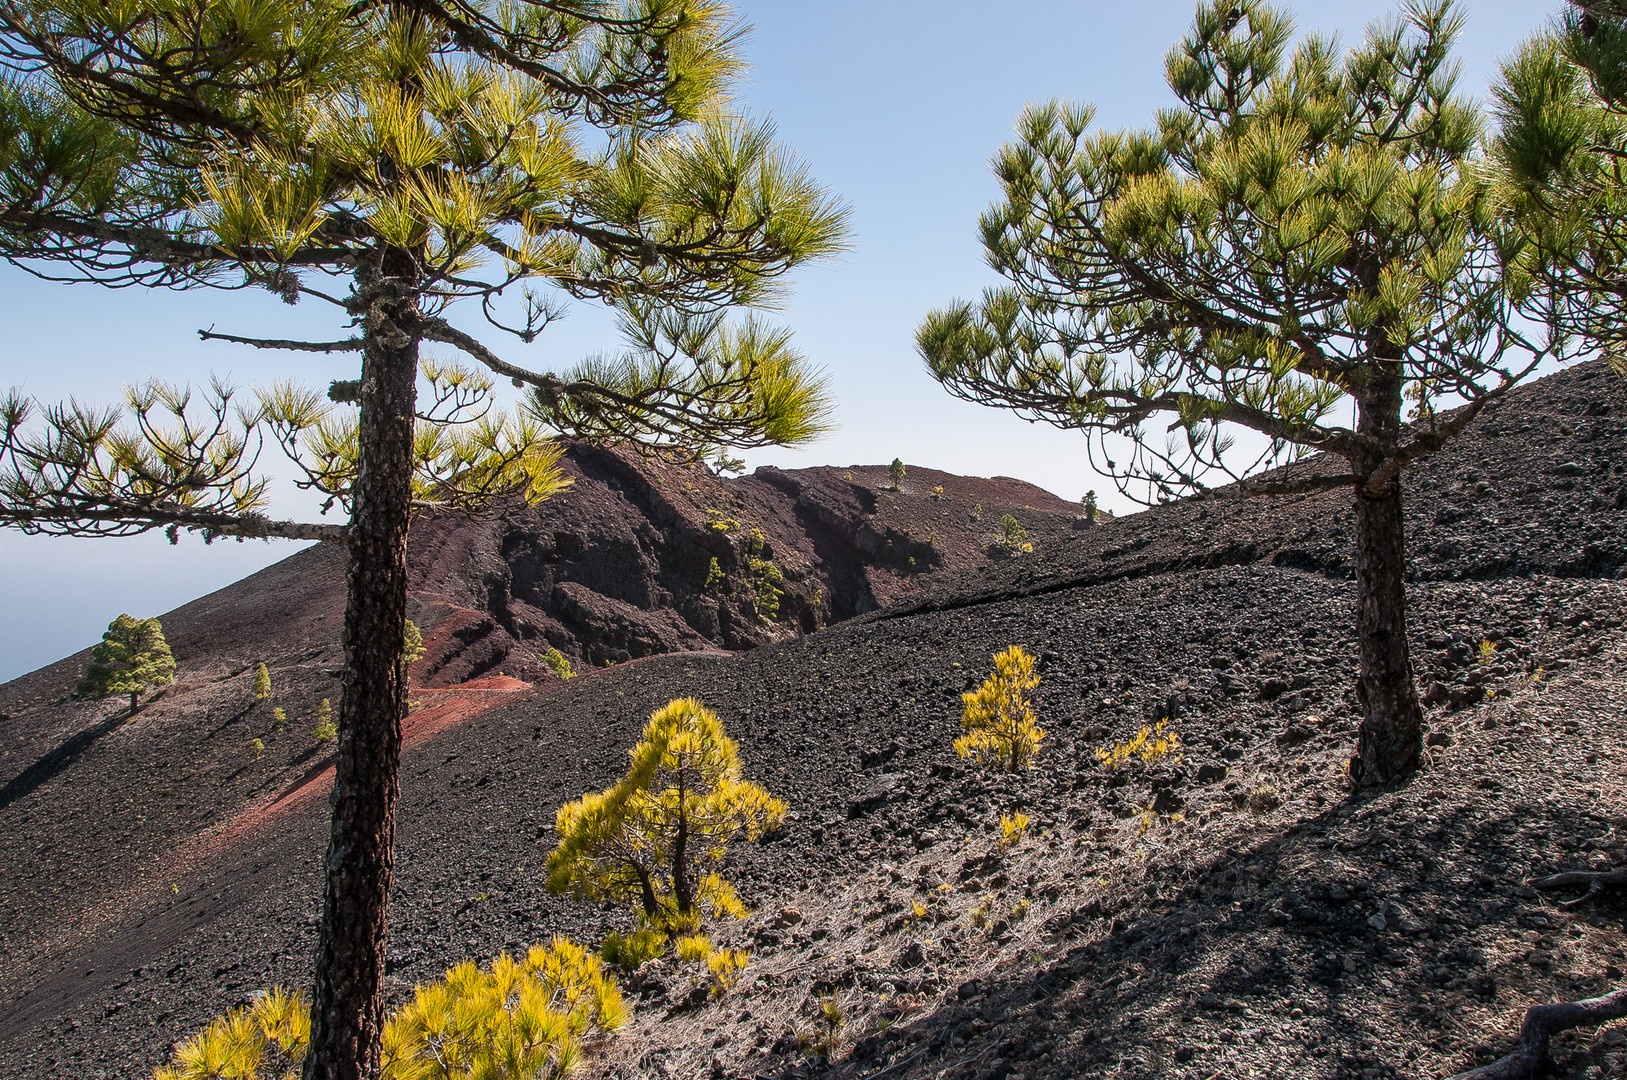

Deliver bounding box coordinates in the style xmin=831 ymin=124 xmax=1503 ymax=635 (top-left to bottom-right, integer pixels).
xmin=1 ymin=360 xmax=1624 ymax=1079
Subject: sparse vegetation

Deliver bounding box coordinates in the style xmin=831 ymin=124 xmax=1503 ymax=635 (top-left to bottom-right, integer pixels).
xmin=1247 ymin=783 xmax=1282 ymax=814
xmin=706 ymin=509 xmax=742 ymax=533
xmin=999 ymin=811 xmax=1031 ymax=849
xmin=152 ymin=941 xmax=623 ymax=1080
xmin=543 ymin=648 xmax=576 ymax=681
xmin=402 ymin=620 xmax=426 ymax=667
xmin=250 ymin=737 xmax=264 ymax=759
xmin=747 ymin=530 xmax=783 ymax=622
xmin=272 ymin=707 xmax=287 ymax=730
xmin=930 ymin=484 xmax=944 ymax=500
xmin=888 ymin=458 xmax=906 ymax=490
xmin=252 ymin=663 xmax=271 ymax=704
xmin=996 ymin=514 xmax=1032 ymax=554
xmin=313 ymin=700 xmax=336 ymax=743
xmin=1081 ymin=490 xmax=1098 ymax=522
xmin=77 ymin=614 xmax=176 ymax=714
xmin=955 ymin=646 xmax=1045 ymax=772
xmin=1095 ymin=720 xmax=1182 ymax=771
xmin=971 ymin=502 xmax=983 ymax=521
xmin=704 ymin=557 xmax=726 ymax=591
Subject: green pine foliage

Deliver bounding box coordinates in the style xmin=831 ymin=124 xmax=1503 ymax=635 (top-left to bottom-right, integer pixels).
xmin=956 ymin=646 xmax=1046 ymax=773
xmin=542 ymin=647 xmax=575 ymax=680
xmin=77 ymin=614 xmax=176 ymax=713
xmin=153 ymin=941 xmax=624 ymax=1080
xmin=313 ymin=699 xmax=337 ymax=742
xmin=547 ymin=698 xmax=785 ymax=925
xmin=402 ymin=620 xmax=426 ymax=668
xmin=888 ymin=458 xmax=906 ymax=490
xmin=251 ymin=662 xmax=272 ymax=704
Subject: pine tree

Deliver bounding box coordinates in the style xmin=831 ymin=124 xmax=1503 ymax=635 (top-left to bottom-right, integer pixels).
xmin=917 ymin=0 xmax=1575 ymax=786
xmin=888 ymin=458 xmax=906 ymax=490
xmin=1492 ymin=1 xmax=1627 ymax=361
xmin=253 ymin=663 xmax=272 ymax=704
xmin=956 ymin=646 xmax=1045 ymax=773
xmin=76 ymin=614 xmax=176 ymax=714
xmin=401 ymin=621 xmax=425 ymax=668
xmin=0 ymin=5 xmax=844 ymax=1073
xmin=547 ymin=698 xmax=784 ymax=923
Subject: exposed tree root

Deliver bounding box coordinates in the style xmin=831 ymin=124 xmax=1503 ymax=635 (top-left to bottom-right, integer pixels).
xmin=1532 ymin=869 xmax=1627 ymax=909
xmin=1448 ymin=986 xmax=1627 ymax=1080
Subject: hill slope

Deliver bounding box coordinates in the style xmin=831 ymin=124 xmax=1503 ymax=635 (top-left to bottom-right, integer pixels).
xmin=1 ymin=362 xmax=1625 ymax=1080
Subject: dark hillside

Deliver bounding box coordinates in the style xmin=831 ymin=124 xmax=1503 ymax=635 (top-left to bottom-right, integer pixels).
xmin=0 ymin=361 xmax=1624 ymax=1080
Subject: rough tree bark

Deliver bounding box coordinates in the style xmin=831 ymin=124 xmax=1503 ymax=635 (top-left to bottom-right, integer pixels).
xmin=302 ymin=248 xmax=419 ymax=1080
xmin=1348 ymin=371 xmax=1424 ymax=786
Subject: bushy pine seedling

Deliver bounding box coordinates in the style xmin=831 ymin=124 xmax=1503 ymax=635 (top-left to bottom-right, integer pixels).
xmin=674 ymin=933 xmax=713 ymax=963
xmin=402 ymin=620 xmax=426 ymax=667
xmin=251 ymin=738 xmax=265 ymax=759
xmin=888 ymin=458 xmax=906 ymax=489
xmin=312 ymin=699 xmax=336 ymax=742
xmin=155 ymin=942 xmax=623 ymax=1080
xmin=704 ymin=557 xmax=726 ymax=591
xmin=548 ymin=698 xmax=785 ymax=923
xmin=252 ymin=663 xmax=271 ymax=704
xmin=1095 ymin=720 xmax=1182 ymax=771
xmin=999 ymin=811 xmax=1031 ymax=850
xmin=997 ymin=514 xmax=1033 ymax=554
xmin=1081 ymin=490 xmax=1099 ymax=522
xmin=542 ymin=647 xmax=575 ymax=680
xmin=930 ymin=484 xmax=945 ymax=500
xmin=955 ymin=647 xmax=1045 ymax=773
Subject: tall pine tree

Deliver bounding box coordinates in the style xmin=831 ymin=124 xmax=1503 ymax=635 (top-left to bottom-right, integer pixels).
xmin=0 ymin=4 xmax=844 ymax=1075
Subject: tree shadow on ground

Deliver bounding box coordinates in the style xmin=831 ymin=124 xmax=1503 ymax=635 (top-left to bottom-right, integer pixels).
xmin=0 ymin=712 xmax=127 ymax=813
xmin=828 ymin=784 xmax=1621 ymax=1080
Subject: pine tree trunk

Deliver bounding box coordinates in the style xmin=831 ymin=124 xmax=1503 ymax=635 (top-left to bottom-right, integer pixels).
xmin=303 ymin=250 xmax=419 ymax=1080
xmin=672 ymin=807 xmax=692 ymax=916
xmin=1348 ymin=377 xmax=1423 ymax=788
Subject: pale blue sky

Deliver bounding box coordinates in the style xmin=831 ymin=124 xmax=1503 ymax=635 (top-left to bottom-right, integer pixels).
xmin=0 ymin=1 xmax=1557 ymax=681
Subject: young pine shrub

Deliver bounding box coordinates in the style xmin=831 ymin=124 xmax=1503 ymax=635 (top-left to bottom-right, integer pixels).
xmin=888 ymin=457 xmax=906 ymax=490
xmin=996 ymin=514 xmax=1033 ymax=554
xmin=252 ymin=662 xmax=271 ymax=704
xmin=402 ymin=619 xmax=426 ymax=667
xmin=312 ymin=699 xmax=336 ymax=742
xmin=156 ymin=942 xmax=624 ymax=1080
xmin=542 ymin=647 xmax=576 ymax=680
xmin=998 ymin=811 xmax=1031 ymax=850
xmin=1095 ymin=720 xmax=1182 ymax=771
xmin=600 ymin=926 xmax=668 ymax=971
xmin=547 ymin=698 xmax=786 ymax=962
xmin=955 ymin=646 xmax=1045 ymax=773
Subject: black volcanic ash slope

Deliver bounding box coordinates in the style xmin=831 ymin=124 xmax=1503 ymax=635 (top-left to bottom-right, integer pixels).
xmin=0 ymin=361 xmax=1624 ymax=1080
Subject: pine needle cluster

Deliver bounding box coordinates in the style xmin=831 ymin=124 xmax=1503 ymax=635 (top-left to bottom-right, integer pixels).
xmin=154 ymin=941 xmax=623 ymax=1080
xmin=1095 ymin=720 xmax=1182 ymax=771
xmin=955 ymin=646 xmax=1045 ymax=773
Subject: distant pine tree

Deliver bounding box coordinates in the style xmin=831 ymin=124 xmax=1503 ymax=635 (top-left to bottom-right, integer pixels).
xmin=888 ymin=458 xmax=907 ymax=490
xmin=252 ymin=662 xmax=272 ymax=704
xmin=403 ymin=620 xmax=426 ymax=668
xmin=77 ymin=614 xmax=176 ymax=715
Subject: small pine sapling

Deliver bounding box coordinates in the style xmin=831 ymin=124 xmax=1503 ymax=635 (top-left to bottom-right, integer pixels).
xmin=77 ymin=614 xmax=176 ymax=714
xmin=272 ymin=706 xmax=287 ymax=729
xmin=704 ymin=557 xmax=726 ymax=591
xmin=1081 ymin=490 xmax=1099 ymax=523
xmin=252 ymin=662 xmax=272 ymax=704
xmin=251 ymin=737 xmax=265 ymax=759
xmin=997 ymin=514 xmax=1033 ymax=554
xmin=1095 ymin=720 xmax=1182 ymax=771
xmin=313 ymin=699 xmax=337 ymax=742
xmin=999 ymin=811 xmax=1031 ymax=850
xmin=547 ymin=698 xmax=786 ymax=928
xmin=402 ymin=620 xmax=426 ymax=667
xmin=930 ymin=484 xmax=945 ymax=500
xmin=888 ymin=458 xmax=906 ymax=490
xmin=543 ymin=648 xmax=576 ymax=680
xmin=956 ymin=647 xmax=1045 ymax=772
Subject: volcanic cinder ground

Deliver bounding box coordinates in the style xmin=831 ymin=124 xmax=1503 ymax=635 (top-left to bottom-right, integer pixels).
xmin=2 ymin=361 xmax=1626 ymax=1080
